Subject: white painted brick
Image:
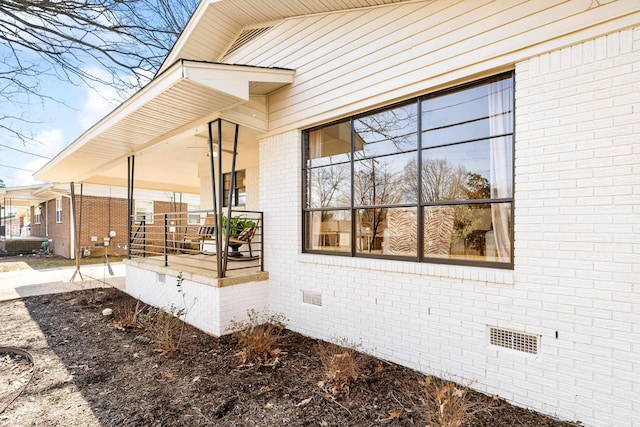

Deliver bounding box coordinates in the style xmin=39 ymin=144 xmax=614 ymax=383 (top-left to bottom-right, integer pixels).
xmin=245 ymin=26 xmax=640 ymax=427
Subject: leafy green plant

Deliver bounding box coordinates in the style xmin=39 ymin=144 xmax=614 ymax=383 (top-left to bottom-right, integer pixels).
xmin=222 ymin=215 xmax=255 ymax=238
xmin=228 ymin=309 xmax=287 ymax=365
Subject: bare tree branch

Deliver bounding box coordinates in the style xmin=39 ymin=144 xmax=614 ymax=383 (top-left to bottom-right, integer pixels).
xmin=0 ymin=0 xmax=198 ymax=141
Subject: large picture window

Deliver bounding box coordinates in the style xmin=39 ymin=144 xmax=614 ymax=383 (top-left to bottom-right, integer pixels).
xmin=302 ymin=73 xmax=514 ymax=267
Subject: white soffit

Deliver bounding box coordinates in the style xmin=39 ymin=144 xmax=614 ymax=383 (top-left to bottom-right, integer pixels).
xmin=35 ymin=60 xmax=295 ymax=186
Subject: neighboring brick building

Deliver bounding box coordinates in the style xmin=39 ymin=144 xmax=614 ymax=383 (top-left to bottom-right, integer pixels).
xmin=5 ymin=183 xmax=198 ymax=258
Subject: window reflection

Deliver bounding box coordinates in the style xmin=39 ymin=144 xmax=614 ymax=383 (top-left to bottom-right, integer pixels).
xmin=305 ymin=210 xmax=351 ymax=252
xmin=422 ymin=203 xmax=512 ymax=263
xmin=303 ymin=73 xmax=514 ymax=266
xmin=354 ymin=153 xmax=415 ymax=206
xmin=306 ymin=122 xmax=351 ymax=167
xmin=354 ymin=104 xmax=417 ymax=157
xmin=306 ymin=164 xmax=350 ymax=209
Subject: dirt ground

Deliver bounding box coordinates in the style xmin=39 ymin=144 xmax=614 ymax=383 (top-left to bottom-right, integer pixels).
xmin=0 ymin=287 xmax=581 ymax=426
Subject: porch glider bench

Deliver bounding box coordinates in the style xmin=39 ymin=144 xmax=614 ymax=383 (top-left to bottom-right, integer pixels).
xmin=182 ymin=224 xmax=217 ymax=254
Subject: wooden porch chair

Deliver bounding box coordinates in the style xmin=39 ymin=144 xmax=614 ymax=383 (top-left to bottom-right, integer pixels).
xmin=198 ymin=213 xmax=217 ymax=254
xmin=182 ymin=213 xmax=217 ymax=254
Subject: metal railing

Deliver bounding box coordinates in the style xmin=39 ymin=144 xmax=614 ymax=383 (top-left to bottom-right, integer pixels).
xmin=129 ymin=209 xmax=263 ymax=278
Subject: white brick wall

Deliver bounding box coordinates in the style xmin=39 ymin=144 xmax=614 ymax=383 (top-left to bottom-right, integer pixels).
xmin=260 ymin=29 xmax=640 ymax=427
xmin=126 ymin=263 xmax=269 ymax=336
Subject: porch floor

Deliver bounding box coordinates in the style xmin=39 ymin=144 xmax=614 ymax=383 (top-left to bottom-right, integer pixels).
xmin=125 ymin=253 xmax=268 ymax=288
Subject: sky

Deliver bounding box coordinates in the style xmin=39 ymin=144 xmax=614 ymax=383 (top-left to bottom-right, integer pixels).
xmin=0 ymin=70 xmax=121 ymax=188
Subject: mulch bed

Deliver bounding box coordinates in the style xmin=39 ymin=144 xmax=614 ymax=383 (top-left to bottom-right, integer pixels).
xmin=0 ymin=288 xmax=580 ymax=426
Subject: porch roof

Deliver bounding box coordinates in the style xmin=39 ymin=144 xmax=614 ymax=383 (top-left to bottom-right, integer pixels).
xmin=35 ymin=60 xmax=295 ymax=193
xmin=0 ymin=184 xmax=65 ymax=208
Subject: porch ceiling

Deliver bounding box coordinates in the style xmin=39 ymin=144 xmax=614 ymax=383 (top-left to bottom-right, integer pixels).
xmin=35 ymin=60 xmax=295 ymax=193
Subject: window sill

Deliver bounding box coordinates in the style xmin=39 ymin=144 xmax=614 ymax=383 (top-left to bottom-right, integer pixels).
xmin=298 ymin=253 xmax=514 ymax=285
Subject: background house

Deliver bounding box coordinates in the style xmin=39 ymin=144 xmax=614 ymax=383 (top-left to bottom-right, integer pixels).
xmin=34 ymin=1 xmax=640 ymax=426
xmin=2 ymin=183 xmax=199 ymax=258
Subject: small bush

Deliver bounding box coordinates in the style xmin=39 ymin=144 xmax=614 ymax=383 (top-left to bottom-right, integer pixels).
xmin=113 ymin=299 xmax=144 ymax=328
xmin=316 ymin=340 xmax=367 ymax=396
xmin=228 ymin=310 xmax=287 ymax=365
xmin=137 ymin=305 xmax=185 ymax=355
xmin=421 ymin=376 xmax=467 ymax=427
xmin=420 ymin=375 xmax=498 ymax=427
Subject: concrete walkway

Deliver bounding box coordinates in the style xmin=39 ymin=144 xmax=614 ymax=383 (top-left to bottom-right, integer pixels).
xmin=0 ymin=262 xmax=126 ymax=302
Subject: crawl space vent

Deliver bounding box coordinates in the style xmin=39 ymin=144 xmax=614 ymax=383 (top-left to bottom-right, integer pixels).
xmin=490 ymin=327 xmax=538 ymax=355
xmin=222 ymin=27 xmax=273 ymax=59
xmin=302 ymin=290 xmax=322 ymax=306
xmin=157 ymin=273 xmax=166 ymax=283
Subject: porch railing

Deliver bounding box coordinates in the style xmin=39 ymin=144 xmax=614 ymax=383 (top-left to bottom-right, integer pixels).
xmin=128 ymin=209 xmax=263 ymax=278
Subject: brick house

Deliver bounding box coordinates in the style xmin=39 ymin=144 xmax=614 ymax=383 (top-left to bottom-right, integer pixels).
xmin=35 ymin=1 xmax=640 ymax=426
xmin=3 ymin=183 xmax=198 ymax=258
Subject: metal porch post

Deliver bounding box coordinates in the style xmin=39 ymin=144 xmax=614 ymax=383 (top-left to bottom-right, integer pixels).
xmin=207 ymin=120 xmax=222 ymax=277
xmin=127 ymin=155 xmax=135 ymax=259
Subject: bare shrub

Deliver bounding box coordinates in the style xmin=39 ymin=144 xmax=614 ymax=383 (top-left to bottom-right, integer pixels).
xmin=316 ymin=340 xmax=368 ymax=396
xmin=113 ymin=299 xmax=144 ymax=328
xmin=137 ymin=305 xmax=184 ymax=355
xmin=134 ymin=273 xmax=195 ymax=355
xmin=228 ymin=310 xmax=287 ymax=365
xmin=420 ymin=375 xmax=499 ymax=427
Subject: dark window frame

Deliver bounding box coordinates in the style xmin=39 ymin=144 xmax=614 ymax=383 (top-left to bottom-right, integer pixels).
xmin=223 ymin=169 xmax=246 ymax=208
xmin=302 ymin=72 xmax=515 ymax=269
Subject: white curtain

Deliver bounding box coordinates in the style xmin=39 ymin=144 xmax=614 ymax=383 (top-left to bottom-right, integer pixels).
xmin=308 ymin=130 xmax=324 ymax=249
xmin=488 ymin=78 xmax=513 ymax=261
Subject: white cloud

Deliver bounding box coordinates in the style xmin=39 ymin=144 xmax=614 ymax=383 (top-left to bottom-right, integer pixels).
xmin=2 ymin=128 xmax=68 ymax=186
xmin=76 ymin=66 xmax=135 ymax=130
xmin=31 ymin=128 xmax=67 ymax=157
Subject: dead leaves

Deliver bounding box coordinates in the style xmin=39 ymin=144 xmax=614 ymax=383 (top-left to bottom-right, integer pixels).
xmin=388 ymin=409 xmax=402 ymax=419
xmin=297 ymin=397 xmax=313 ymax=407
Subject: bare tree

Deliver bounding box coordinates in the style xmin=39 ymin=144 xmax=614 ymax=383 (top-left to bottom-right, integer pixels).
xmin=0 ymin=0 xmax=198 ymax=140
xmin=307 ymin=163 xmax=350 ymax=221
xmin=354 ymin=159 xmax=402 ymax=252
xmin=402 ymin=158 xmax=468 ymax=202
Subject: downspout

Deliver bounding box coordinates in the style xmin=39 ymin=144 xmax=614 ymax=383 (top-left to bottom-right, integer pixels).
xmin=45 ymin=199 xmax=48 ymax=238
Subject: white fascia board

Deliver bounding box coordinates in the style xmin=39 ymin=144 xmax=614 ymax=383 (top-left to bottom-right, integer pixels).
xmin=158 ymin=0 xmax=223 ymax=74
xmin=35 ymin=62 xmax=186 ymax=181
xmin=183 ymin=61 xmax=295 ymax=100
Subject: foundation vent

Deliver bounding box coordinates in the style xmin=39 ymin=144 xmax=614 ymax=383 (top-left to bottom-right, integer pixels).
xmin=157 ymin=273 xmax=166 ymax=283
xmin=302 ymin=290 xmax=322 ymax=306
xmin=489 ymin=327 xmax=538 ymax=355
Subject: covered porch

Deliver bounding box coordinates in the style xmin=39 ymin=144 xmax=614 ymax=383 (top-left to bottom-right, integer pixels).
xmin=35 ymin=60 xmax=295 ymax=334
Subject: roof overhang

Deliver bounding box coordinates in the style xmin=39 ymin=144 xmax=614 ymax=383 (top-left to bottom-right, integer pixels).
xmin=35 ymin=60 xmax=295 ymax=192
xmin=0 ymin=184 xmax=63 ymax=208
xmin=159 ymin=0 xmax=410 ymax=73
